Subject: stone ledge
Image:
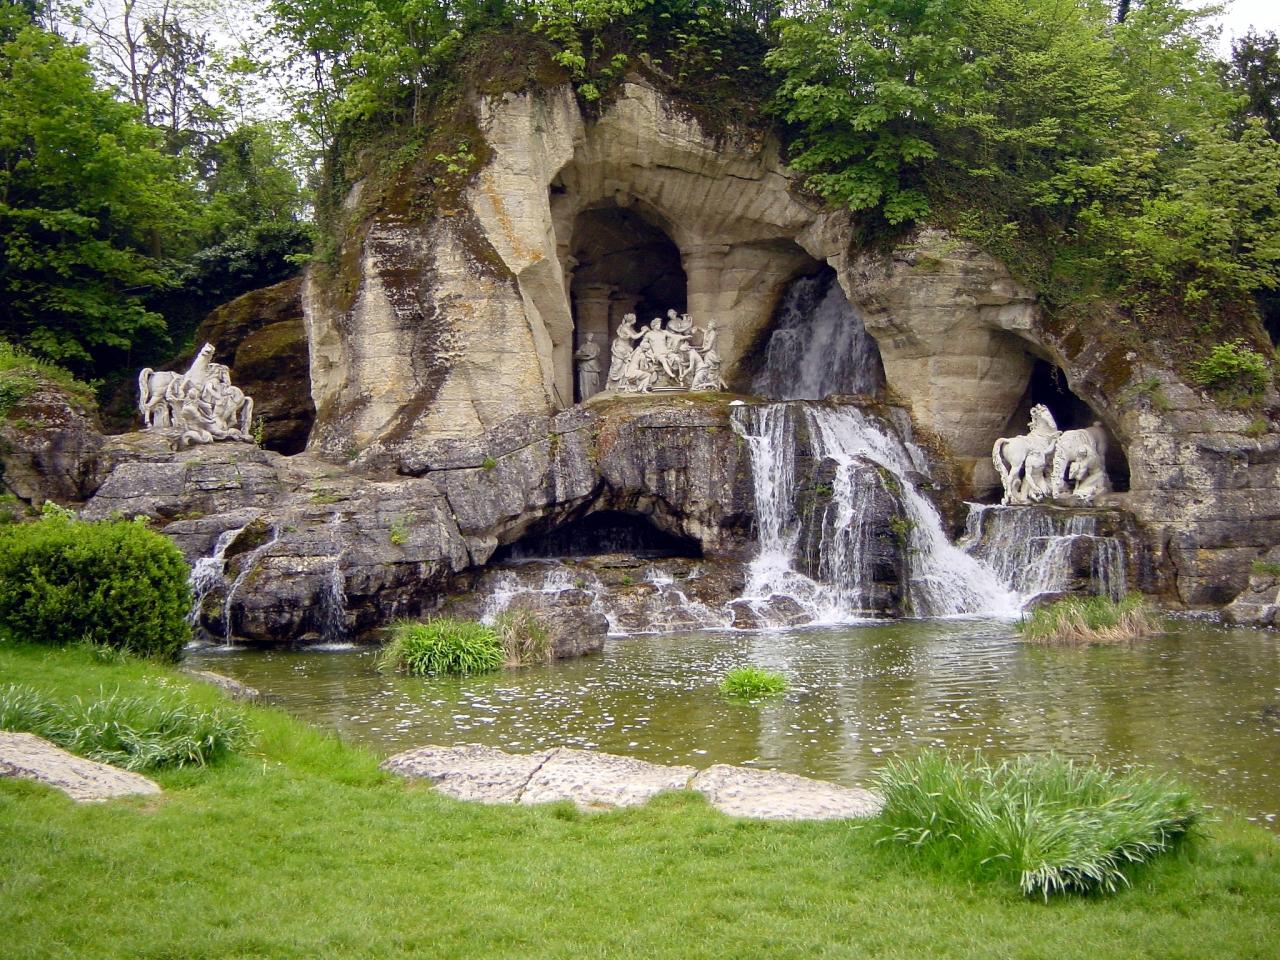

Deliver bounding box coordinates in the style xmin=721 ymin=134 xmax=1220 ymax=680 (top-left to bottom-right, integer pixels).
xmin=381 ymin=744 xmax=883 ymax=820
xmin=0 ymin=731 xmax=161 ymax=802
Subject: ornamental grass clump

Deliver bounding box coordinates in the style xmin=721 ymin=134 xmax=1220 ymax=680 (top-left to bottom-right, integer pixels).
xmin=1019 ymin=594 xmax=1160 ymax=645
xmin=875 ymin=751 xmax=1199 ymax=898
xmin=0 ymin=683 xmax=248 ymax=770
xmin=720 ymin=666 xmax=788 ymax=700
xmin=494 ymin=610 xmax=553 ymax=666
xmin=378 ymin=618 xmax=504 ymax=676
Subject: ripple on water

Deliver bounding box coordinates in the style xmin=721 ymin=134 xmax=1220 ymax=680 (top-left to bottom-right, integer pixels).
xmin=189 ymin=619 xmax=1280 ymax=828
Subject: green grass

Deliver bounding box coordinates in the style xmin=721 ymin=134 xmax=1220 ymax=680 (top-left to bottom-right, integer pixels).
xmin=377 ymin=618 xmax=504 ymax=675
xmin=0 ymin=682 xmax=248 ymax=770
xmin=720 ymin=666 xmax=788 ymax=700
xmin=493 ymin=609 xmax=553 ymax=666
xmin=0 ymin=339 xmax=96 ymax=413
xmin=875 ymin=751 xmax=1200 ymax=898
xmin=1 ymin=642 xmax=1278 ymax=959
xmin=1019 ymin=594 xmax=1160 ymax=645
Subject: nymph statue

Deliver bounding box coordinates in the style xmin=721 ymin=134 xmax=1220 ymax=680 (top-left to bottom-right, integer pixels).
xmin=574 ymin=332 xmax=602 ymax=400
xmin=137 ymin=343 xmax=255 ymax=447
xmin=605 ymin=310 xmax=724 ymax=394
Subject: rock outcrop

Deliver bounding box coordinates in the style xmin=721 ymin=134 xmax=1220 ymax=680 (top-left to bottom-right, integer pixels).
xmin=0 ymin=731 xmax=161 ymax=802
xmin=0 ymin=378 xmax=103 ymax=506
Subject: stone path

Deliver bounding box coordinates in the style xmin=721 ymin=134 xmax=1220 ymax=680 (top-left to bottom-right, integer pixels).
xmin=382 ymin=745 xmax=883 ymax=820
xmin=0 ymin=731 xmax=161 ymax=802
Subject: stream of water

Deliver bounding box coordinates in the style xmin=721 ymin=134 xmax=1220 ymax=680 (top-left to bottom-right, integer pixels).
xmin=191 ymin=618 xmax=1280 ymax=829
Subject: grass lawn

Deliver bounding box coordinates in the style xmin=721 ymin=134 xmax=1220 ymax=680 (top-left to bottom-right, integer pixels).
xmin=2 ymin=642 xmax=1277 ymax=960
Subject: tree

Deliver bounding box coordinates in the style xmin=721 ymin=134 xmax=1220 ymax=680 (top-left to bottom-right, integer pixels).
xmin=0 ymin=12 xmax=194 ymax=374
xmin=1227 ymin=30 xmax=1280 ymax=141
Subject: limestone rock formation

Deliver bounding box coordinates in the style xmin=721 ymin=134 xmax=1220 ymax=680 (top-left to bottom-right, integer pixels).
xmin=0 ymin=731 xmax=161 ymax=802
xmin=0 ymin=377 xmax=103 ymax=506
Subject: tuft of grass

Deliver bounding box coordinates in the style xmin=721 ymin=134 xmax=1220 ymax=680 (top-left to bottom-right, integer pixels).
xmin=493 ymin=610 xmax=553 ymax=666
xmin=0 ymin=682 xmax=248 ymax=770
xmin=0 ymin=339 xmax=96 ymax=414
xmin=719 ymin=666 xmax=788 ymax=700
xmin=1250 ymin=559 xmax=1280 ymax=578
xmin=875 ymin=751 xmax=1200 ymax=898
xmin=1018 ymin=594 xmax=1160 ymax=645
xmin=377 ymin=618 xmax=504 ymax=676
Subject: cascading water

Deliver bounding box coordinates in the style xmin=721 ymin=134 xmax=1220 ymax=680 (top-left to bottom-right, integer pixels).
xmin=221 ymin=523 xmax=281 ymax=644
xmin=186 ymin=525 xmax=245 ymax=627
xmin=753 ymin=271 xmax=884 ymax=400
xmin=732 ymin=402 xmax=1023 ymax=621
xmin=960 ymin=504 xmax=1128 ymax=602
xmin=317 ymin=511 xmax=349 ymax=644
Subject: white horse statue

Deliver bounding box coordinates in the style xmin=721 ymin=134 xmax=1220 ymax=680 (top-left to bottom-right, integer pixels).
xmin=137 ymin=344 xmax=255 ymax=447
xmin=992 ymin=404 xmax=1061 ymax=505
xmin=138 ymin=343 xmax=216 ymax=428
xmin=1050 ymin=422 xmax=1110 ymax=503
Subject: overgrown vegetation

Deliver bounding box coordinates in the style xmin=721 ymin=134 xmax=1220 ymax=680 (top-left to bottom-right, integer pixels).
xmin=0 ymin=340 xmax=96 ymax=415
xmin=1018 ymin=594 xmax=1161 ymax=646
xmin=494 ymin=609 xmax=554 ymax=666
xmin=0 ymin=682 xmax=247 ymax=770
xmin=377 ymin=618 xmax=505 ymax=675
xmin=875 ymin=751 xmax=1200 ymax=898
xmin=719 ymin=665 xmax=788 ymax=700
xmin=1190 ymin=340 xmax=1272 ymax=398
xmin=0 ymin=508 xmax=191 ymax=660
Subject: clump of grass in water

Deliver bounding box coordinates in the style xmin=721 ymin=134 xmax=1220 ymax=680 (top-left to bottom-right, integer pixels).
xmin=720 ymin=666 xmax=788 ymax=700
xmin=493 ymin=610 xmax=553 ymax=666
xmin=1019 ymin=594 xmax=1160 ymax=645
xmin=875 ymin=750 xmax=1199 ymax=898
xmin=378 ymin=618 xmax=504 ymax=676
xmin=0 ymin=683 xmax=248 ymax=770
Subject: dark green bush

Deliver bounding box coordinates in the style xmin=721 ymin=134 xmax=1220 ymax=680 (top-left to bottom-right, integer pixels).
xmin=0 ymin=512 xmax=191 ymax=660
xmin=1190 ymin=340 xmax=1270 ymax=397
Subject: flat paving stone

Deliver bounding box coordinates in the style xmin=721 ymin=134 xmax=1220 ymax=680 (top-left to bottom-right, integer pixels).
xmin=0 ymin=731 xmax=161 ymax=803
xmin=520 ymin=748 xmax=696 ymax=809
xmin=381 ymin=744 xmax=554 ymax=803
xmin=690 ymin=763 xmax=883 ymax=820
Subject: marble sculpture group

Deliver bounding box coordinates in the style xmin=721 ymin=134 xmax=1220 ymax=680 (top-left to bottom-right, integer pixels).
xmin=596 ymin=310 xmax=727 ymax=396
xmin=992 ymin=404 xmax=1109 ymax=505
xmin=138 ymin=343 xmax=255 ymax=447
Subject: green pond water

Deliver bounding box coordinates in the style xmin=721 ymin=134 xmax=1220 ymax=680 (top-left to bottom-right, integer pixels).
xmin=191 ymin=618 xmax=1280 ymax=827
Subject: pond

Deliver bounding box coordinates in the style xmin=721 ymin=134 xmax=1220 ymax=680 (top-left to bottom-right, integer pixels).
xmin=190 ymin=618 xmax=1280 ymax=828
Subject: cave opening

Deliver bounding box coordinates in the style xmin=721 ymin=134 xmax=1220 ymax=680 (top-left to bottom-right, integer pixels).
xmin=492 ymin=510 xmax=703 ymax=562
xmin=567 ymin=206 xmax=687 ymax=402
xmin=1005 ymin=357 xmax=1131 ymax=493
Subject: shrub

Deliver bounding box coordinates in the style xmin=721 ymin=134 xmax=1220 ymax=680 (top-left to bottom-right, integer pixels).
xmin=0 ymin=683 xmax=248 ymax=770
xmin=494 ymin=610 xmax=553 ymax=666
xmin=720 ymin=666 xmax=788 ymax=700
xmin=377 ymin=618 xmax=504 ymax=676
xmin=875 ymin=751 xmax=1199 ymax=898
xmin=1189 ymin=340 xmax=1270 ymax=397
xmin=0 ymin=512 xmax=192 ymax=660
xmin=1018 ymin=594 xmax=1160 ymax=645
xmin=0 ymin=339 xmax=95 ymax=414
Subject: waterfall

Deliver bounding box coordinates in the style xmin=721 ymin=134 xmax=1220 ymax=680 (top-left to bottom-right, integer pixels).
xmin=221 ymin=523 xmax=281 ymax=644
xmin=187 ymin=525 xmax=245 ymax=627
xmin=960 ymin=504 xmax=1128 ymax=602
xmin=317 ymin=511 xmax=348 ymax=644
xmin=732 ymin=402 xmax=1023 ymax=621
xmin=753 ymin=271 xmax=883 ymax=400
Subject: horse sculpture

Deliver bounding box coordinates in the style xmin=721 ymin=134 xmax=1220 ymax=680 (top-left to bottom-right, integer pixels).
xmin=992 ymin=404 xmax=1061 ymax=505
xmin=137 ymin=344 xmax=255 ymax=448
xmin=138 ymin=343 xmax=215 ymax=428
xmin=1050 ymin=422 xmax=1110 ymax=503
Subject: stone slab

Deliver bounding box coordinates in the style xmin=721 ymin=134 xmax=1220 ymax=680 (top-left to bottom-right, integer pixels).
xmin=0 ymin=731 xmax=161 ymax=802
xmin=180 ymin=668 xmax=261 ymax=701
xmin=381 ymin=744 xmax=554 ymax=803
xmin=690 ymin=764 xmax=883 ymax=820
xmin=519 ymin=748 xmax=696 ymax=809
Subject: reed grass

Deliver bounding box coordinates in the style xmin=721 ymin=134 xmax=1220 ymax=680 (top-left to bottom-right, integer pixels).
xmin=494 ymin=610 xmax=554 ymax=666
xmin=720 ymin=666 xmax=788 ymax=700
xmin=875 ymin=751 xmax=1199 ymax=898
xmin=0 ymin=682 xmax=248 ymax=769
xmin=377 ymin=618 xmax=504 ymax=675
xmin=1019 ymin=594 xmax=1160 ymax=645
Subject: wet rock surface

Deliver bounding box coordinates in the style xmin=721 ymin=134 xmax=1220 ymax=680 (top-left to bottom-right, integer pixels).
xmin=382 ymin=744 xmax=883 ymax=819
xmin=0 ymin=731 xmax=161 ymax=802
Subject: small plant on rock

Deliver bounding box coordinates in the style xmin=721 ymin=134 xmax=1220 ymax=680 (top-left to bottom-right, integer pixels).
xmin=1190 ymin=340 xmax=1270 ymax=398
xmin=378 ymin=618 xmax=504 ymax=676
xmin=1019 ymin=594 xmax=1160 ymax=645
xmin=720 ymin=666 xmax=788 ymax=701
xmin=494 ymin=609 xmax=553 ymax=666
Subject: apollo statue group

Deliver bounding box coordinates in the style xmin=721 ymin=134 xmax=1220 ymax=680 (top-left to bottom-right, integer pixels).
xmin=137 ymin=343 xmax=255 ymax=448
xmin=574 ymin=309 xmax=727 ymax=401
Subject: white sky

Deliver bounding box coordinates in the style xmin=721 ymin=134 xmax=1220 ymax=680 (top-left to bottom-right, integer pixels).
xmin=1208 ymin=0 xmax=1280 ymax=51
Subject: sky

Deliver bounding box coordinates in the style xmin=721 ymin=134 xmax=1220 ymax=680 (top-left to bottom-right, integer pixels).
xmin=1210 ymin=0 xmax=1280 ymax=51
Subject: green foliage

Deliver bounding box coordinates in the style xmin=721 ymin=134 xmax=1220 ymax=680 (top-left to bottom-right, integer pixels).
xmin=875 ymin=750 xmax=1199 ymax=898
xmin=493 ymin=609 xmax=553 ymax=666
xmin=0 ymin=14 xmax=194 ymax=377
xmin=0 ymin=338 xmax=96 ymax=414
xmin=378 ymin=618 xmax=504 ymax=675
xmin=388 ymin=515 xmax=410 ymax=546
xmin=0 ymin=512 xmax=191 ymax=660
xmin=1019 ymin=594 xmax=1160 ymax=645
xmin=887 ymin=515 xmax=915 ymax=546
xmin=719 ymin=665 xmax=787 ymax=700
xmin=0 ymin=682 xmax=247 ymax=770
xmin=1189 ymin=340 xmax=1271 ymax=397
xmin=1250 ymin=559 xmax=1280 ymax=578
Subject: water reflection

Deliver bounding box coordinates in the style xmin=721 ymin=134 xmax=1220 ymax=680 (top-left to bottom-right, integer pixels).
xmin=191 ymin=619 xmax=1280 ymax=827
